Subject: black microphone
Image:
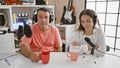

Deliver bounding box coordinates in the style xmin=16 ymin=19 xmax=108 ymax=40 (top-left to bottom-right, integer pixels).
xmin=24 ymin=24 xmax=32 ymax=38
xmin=7 ymin=24 xmax=32 ymax=40
xmin=84 ymin=37 xmax=96 ymax=55
xmin=17 ymin=25 xmax=24 ymax=40
xmin=84 ymin=37 xmax=96 ymax=48
xmin=0 ymin=30 xmax=7 ymax=35
xmin=7 ymin=26 xmax=23 ymax=40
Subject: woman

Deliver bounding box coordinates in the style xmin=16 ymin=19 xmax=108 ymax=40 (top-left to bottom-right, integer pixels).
xmin=70 ymin=9 xmax=106 ymax=56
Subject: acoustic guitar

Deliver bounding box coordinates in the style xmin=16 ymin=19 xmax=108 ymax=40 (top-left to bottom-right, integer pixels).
xmin=4 ymin=0 xmax=23 ymax=5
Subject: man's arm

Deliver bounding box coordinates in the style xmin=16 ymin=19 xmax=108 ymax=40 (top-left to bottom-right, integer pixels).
xmin=20 ymin=43 xmax=40 ymax=62
xmin=55 ymin=47 xmax=62 ymax=52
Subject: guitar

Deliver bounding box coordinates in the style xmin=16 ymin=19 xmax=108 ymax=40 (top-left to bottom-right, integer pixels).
xmin=4 ymin=0 xmax=23 ymax=5
xmin=64 ymin=0 xmax=72 ymax=22
xmin=60 ymin=6 xmax=67 ymax=24
xmin=60 ymin=0 xmax=76 ymax=24
xmin=70 ymin=0 xmax=75 ymax=17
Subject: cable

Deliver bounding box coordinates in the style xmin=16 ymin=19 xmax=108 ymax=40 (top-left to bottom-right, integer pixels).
xmin=96 ymin=48 xmax=120 ymax=58
xmin=0 ymin=53 xmax=20 ymax=60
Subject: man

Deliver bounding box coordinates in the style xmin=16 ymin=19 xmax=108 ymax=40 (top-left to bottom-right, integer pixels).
xmin=20 ymin=7 xmax=62 ymax=62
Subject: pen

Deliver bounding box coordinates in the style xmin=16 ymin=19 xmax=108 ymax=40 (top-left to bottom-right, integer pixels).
xmin=5 ymin=58 xmax=11 ymax=66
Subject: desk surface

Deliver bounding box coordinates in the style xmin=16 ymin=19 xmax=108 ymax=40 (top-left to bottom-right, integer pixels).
xmin=0 ymin=52 xmax=120 ymax=68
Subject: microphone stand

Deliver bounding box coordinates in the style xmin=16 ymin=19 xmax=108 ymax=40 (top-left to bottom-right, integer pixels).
xmin=84 ymin=37 xmax=97 ymax=64
xmin=7 ymin=26 xmax=23 ymax=49
xmin=91 ymin=48 xmax=95 ymax=55
xmin=90 ymin=48 xmax=97 ymax=64
xmin=82 ymin=48 xmax=97 ymax=64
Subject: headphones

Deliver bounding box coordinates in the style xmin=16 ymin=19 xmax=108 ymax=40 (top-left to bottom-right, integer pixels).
xmin=49 ymin=13 xmax=54 ymax=23
xmin=33 ymin=7 xmax=54 ymax=23
xmin=91 ymin=10 xmax=101 ymax=28
xmin=92 ymin=10 xmax=97 ymax=26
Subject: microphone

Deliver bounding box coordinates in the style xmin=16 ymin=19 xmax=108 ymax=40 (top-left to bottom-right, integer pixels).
xmin=17 ymin=25 xmax=24 ymax=40
xmin=7 ymin=24 xmax=32 ymax=40
xmin=84 ymin=37 xmax=96 ymax=55
xmin=24 ymin=24 xmax=32 ymax=38
xmin=0 ymin=30 xmax=7 ymax=35
xmin=7 ymin=25 xmax=24 ymax=40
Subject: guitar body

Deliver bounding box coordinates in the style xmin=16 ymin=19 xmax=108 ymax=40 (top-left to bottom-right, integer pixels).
xmin=60 ymin=6 xmax=67 ymax=24
xmin=64 ymin=10 xmax=72 ymax=22
xmin=60 ymin=0 xmax=76 ymax=24
xmin=5 ymin=0 xmax=23 ymax=5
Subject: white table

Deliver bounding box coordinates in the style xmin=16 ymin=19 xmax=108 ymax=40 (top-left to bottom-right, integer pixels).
xmin=0 ymin=52 xmax=120 ymax=68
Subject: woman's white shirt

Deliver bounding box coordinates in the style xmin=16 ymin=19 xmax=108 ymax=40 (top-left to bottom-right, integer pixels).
xmin=70 ymin=27 xmax=106 ymax=56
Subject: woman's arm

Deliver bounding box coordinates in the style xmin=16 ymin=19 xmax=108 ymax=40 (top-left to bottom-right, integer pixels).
xmin=94 ymin=29 xmax=106 ymax=56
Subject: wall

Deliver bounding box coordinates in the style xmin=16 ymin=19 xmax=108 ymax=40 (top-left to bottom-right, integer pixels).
xmin=48 ymin=0 xmax=85 ymax=29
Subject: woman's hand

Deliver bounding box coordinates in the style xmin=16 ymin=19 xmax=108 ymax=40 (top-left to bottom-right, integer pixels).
xmin=71 ymin=41 xmax=79 ymax=46
xmin=88 ymin=45 xmax=93 ymax=50
xmin=88 ymin=44 xmax=99 ymax=50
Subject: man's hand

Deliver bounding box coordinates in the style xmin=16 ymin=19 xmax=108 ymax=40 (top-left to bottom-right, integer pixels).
xmin=29 ymin=52 xmax=40 ymax=62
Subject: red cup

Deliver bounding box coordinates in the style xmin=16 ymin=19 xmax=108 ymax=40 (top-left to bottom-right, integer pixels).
xmin=40 ymin=52 xmax=50 ymax=64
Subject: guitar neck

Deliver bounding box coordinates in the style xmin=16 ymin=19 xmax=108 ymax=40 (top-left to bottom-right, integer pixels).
xmin=70 ymin=0 xmax=75 ymax=15
xmin=67 ymin=0 xmax=71 ymax=10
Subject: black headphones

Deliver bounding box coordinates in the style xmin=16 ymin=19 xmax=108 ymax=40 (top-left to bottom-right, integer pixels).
xmin=91 ymin=10 xmax=101 ymax=28
xmin=32 ymin=7 xmax=54 ymax=23
xmin=92 ymin=10 xmax=97 ymax=26
xmin=49 ymin=13 xmax=54 ymax=23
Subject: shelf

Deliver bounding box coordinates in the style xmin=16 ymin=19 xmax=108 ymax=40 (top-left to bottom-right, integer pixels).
xmin=0 ymin=5 xmax=55 ymax=53
xmin=56 ymin=24 xmax=75 ymax=51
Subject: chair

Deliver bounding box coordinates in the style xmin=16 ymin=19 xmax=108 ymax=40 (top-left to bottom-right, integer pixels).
xmin=106 ymin=45 xmax=110 ymax=52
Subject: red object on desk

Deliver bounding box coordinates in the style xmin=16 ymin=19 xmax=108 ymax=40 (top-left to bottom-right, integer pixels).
xmin=4 ymin=0 xmax=23 ymax=5
xmin=40 ymin=52 xmax=50 ymax=64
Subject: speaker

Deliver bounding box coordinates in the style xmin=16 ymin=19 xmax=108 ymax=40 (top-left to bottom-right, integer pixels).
xmin=0 ymin=13 xmax=7 ymax=27
xmin=32 ymin=7 xmax=54 ymax=23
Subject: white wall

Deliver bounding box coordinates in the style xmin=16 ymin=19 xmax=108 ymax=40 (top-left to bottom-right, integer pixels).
xmin=48 ymin=0 xmax=85 ymax=29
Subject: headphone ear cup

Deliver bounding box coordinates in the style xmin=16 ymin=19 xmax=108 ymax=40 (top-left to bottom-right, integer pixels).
xmin=49 ymin=14 xmax=54 ymax=23
xmin=93 ymin=13 xmax=97 ymax=25
xmin=95 ymin=15 xmax=97 ymax=25
xmin=33 ymin=14 xmax=54 ymax=23
xmin=32 ymin=14 xmax=37 ymax=22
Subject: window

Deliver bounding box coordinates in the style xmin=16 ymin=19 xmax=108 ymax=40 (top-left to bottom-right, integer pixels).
xmin=86 ymin=0 xmax=120 ymax=51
